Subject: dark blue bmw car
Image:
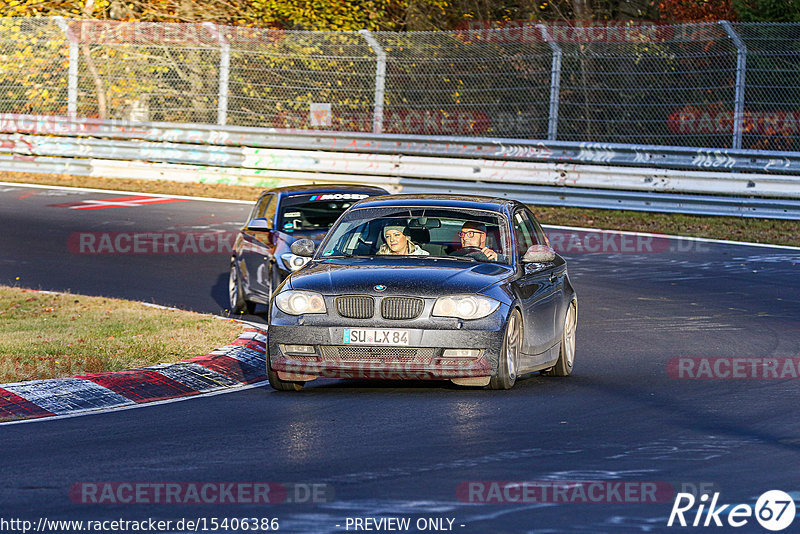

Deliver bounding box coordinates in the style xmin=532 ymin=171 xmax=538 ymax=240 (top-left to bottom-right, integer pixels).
xmin=266 ymin=194 xmax=577 ymax=390
xmin=229 ymin=184 xmax=388 ymax=315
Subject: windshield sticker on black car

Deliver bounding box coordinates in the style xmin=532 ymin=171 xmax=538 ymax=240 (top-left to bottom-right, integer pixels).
xmin=309 ymin=193 xmax=370 ymax=201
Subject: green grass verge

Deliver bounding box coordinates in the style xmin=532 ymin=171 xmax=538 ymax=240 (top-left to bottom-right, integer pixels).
xmin=0 ymin=285 xmax=244 ymax=383
xmin=3 ymin=170 xmax=798 ymax=247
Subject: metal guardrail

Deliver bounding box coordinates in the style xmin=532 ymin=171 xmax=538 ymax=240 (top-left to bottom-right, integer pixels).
xmin=3 ymin=115 xmax=800 ymax=175
xmin=3 ymin=133 xmax=800 ymax=199
xmin=400 ymin=179 xmax=800 ymax=220
xmin=1 ymin=115 xmax=800 ymax=219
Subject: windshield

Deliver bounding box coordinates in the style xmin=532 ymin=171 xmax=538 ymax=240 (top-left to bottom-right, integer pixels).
xmin=318 ymin=206 xmax=511 ymax=265
xmin=278 ymin=193 xmax=373 ymax=232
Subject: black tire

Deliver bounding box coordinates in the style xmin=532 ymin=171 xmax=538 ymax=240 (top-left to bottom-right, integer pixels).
xmin=543 ymin=300 xmax=577 ymax=377
xmin=489 ymin=309 xmax=522 ymax=390
xmin=263 ymin=266 xmax=282 ymax=321
xmin=229 ymin=262 xmax=255 ymax=316
xmin=267 ymin=360 xmax=304 ymax=391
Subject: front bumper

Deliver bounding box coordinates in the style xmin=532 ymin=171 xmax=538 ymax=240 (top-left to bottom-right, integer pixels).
xmin=268 ymin=324 xmax=503 ymax=381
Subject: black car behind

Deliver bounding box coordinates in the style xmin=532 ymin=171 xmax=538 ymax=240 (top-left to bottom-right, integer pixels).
xmin=229 ymin=184 xmax=389 ymax=314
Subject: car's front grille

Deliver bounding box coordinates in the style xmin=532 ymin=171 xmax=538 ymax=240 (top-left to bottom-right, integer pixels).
xmin=381 ymin=297 xmax=424 ymax=320
xmin=335 ymin=296 xmax=374 ymax=319
xmin=319 ymin=345 xmax=435 ymax=363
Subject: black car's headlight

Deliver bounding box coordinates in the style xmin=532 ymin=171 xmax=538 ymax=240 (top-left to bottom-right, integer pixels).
xmin=281 ymin=253 xmax=311 ymax=272
xmin=432 ymin=295 xmax=500 ymax=320
xmin=275 ymin=290 xmax=327 ymax=315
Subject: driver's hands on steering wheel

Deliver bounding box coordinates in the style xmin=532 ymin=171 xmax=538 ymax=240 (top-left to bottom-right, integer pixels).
xmin=460 ymin=246 xmax=497 ymax=261
xmin=480 ymin=247 xmax=498 ymax=261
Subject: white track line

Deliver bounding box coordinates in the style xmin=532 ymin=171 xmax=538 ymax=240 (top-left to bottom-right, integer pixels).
xmin=0 ymin=181 xmax=252 ymax=204
xmin=542 ymin=223 xmax=800 ymax=251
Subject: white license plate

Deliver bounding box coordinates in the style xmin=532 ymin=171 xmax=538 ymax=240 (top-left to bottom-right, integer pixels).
xmin=344 ymin=328 xmax=410 ymax=346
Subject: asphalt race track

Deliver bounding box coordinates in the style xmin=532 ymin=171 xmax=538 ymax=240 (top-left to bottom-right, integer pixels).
xmin=1 ymin=183 xmax=799 ymax=533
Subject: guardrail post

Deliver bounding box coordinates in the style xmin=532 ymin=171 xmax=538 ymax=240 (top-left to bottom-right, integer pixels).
xmin=54 ymin=17 xmax=79 ymax=119
xmin=359 ymin=30 xmax=386 ymax=134
xmin=204 ymin=23 xmax=230 ymax=126
xmin=538 ymin=24 xmax=561 ymax=141
xmin=720 ymin=21 xmax=746 ymax=150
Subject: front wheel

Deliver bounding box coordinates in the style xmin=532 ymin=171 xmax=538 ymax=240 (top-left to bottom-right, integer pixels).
xmin=267 ymin=361 xmax=304 ymax=391
xmin=543 ymin=299 xmax=577 ymax=377
xmin=229 ymin=262 xmax=255 ymax=316
xmin=489 ymin=309 xmax=522 ymax=390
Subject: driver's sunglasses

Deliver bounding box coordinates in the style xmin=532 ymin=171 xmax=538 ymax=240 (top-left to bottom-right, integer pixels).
xmin=458 ymin=230 xmax=485 ymax=238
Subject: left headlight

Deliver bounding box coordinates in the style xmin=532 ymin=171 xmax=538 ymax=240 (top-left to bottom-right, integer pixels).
xmin=281 ymin=253 xmax=311 ymax=272
xmin=432 ymin=295 xmax=500 ymax=320
xmin=275 ymin=290 xmax=327 ymax=315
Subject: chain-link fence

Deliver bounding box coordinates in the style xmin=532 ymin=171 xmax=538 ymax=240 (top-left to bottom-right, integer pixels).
xmin=1 ymin=17 xmax=799 ymax=151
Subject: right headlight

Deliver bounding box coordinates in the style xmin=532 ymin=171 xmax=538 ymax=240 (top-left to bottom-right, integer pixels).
xmin=432 ymin=295 xmax=500 ymax=320
xmin=275 ymin=290 xmax=327 ymax=315
xmin=281 ymin=253 xmax=311 ymax=272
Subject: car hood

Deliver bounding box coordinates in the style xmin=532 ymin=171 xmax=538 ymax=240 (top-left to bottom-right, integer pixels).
xmin=288 ymin=257 xmax=513 ymax=295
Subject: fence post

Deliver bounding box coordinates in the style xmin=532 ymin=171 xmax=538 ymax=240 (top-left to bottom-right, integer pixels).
xmin=359 ymin=30 xmax=386 ymax=134
xmin=54 ymin=17 xmax=79 ymax=118
xmin=720 ymin=21 xmax=746 ymax=150
xmin=538 ymin=24 xmax=561 ymax=141
xmin=204 ymin=23 xmax=230 ymax=126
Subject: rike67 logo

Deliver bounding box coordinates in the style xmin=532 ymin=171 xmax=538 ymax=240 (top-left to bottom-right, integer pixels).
xmin=668 ymin=490 xmax=796 ymax=531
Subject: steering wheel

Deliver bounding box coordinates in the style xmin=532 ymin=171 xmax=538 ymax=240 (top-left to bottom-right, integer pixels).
xmin=459 ymin=246 xmax=489 ymax=261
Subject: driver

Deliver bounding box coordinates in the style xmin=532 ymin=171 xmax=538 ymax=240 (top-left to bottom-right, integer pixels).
xmin=451 ymin=221 xmax=503 ymax=262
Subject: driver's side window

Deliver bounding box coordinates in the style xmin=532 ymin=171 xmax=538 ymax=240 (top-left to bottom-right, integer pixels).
xmin=250 ymin=194 xmax=274 ymax=229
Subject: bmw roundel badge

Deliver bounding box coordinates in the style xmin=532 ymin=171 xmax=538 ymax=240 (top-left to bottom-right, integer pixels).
xmin=374 ymin=285 xmax=387 ymax=292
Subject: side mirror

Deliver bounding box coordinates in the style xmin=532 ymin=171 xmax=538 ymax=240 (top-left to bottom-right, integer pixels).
xmin=290 ymin=239 xmax=316 ymax=258
xmin=522 ymin=245 xmax=556 ymax=263
xmin=246 ymin=218 xmax=270 ymax=231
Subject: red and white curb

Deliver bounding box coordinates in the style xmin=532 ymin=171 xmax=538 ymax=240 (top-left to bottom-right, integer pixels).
xmin=0 ymin=328 xmax=267 ymax=422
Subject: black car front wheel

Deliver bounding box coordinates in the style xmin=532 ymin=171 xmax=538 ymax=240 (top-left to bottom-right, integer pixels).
xmin=229 ymin=262 xmax=256 ymax=315
xmin=489 ymin=308 xmax=522 ymax=390
xmin=267 ymin=362 xmax=304 ymax=391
